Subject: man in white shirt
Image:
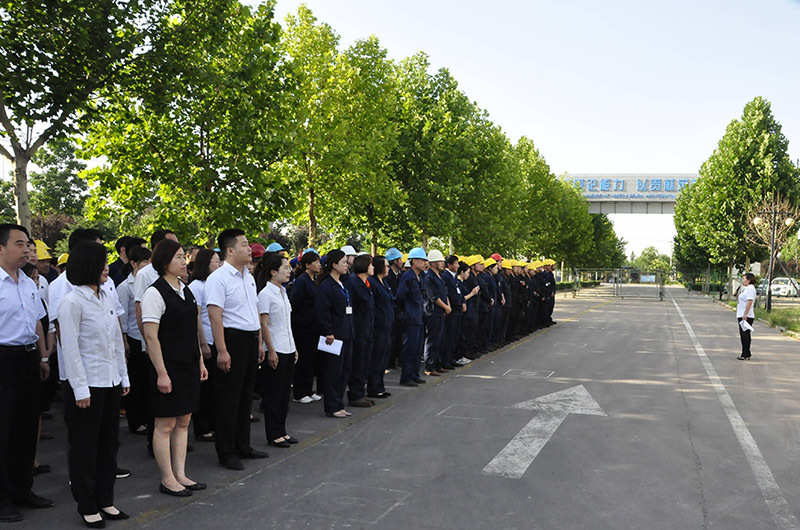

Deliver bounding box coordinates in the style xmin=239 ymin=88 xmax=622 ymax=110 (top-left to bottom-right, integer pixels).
xmin=206 ymin=229 xmax=267 ymax=470
xmin=0 ymin=224 xmax=54 ymax=522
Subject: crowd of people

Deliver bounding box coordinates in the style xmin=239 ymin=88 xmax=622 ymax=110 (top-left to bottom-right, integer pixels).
xmin=0 ymin=222 xmax=560 ymax=527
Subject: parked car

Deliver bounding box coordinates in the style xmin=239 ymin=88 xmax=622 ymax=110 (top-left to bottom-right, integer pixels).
xmin=770 ymin=277 xmax=799 ymax=297
xmin=756 ymin=279 xmax=768 ymax=295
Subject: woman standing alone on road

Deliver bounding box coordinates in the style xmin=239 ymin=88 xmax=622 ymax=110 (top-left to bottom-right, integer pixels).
xmin=736 ymin=272 xmax=757 ymax=360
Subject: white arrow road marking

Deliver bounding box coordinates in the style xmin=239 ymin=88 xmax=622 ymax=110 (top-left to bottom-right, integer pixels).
xmin=482 ymin=385 xmax=606 ymax=479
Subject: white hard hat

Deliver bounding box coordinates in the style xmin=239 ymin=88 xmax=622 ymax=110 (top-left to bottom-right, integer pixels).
xmin=427 ymin=249 xmax=445 ymax=262
xmin=341 ymin=245 xmax=357 ymax=256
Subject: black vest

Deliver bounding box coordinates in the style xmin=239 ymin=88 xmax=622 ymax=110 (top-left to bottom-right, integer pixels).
xmin=153 ymin=277 xmax=200 ymax=364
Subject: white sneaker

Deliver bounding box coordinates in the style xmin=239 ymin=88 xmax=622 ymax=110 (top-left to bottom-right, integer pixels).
xmin=294 ymin=396 xmax=313 ymax=404
xmin=310 ymin=393 xmax=322 ymax=401
xmin=457 ymin=357 xmax=472 ymax=365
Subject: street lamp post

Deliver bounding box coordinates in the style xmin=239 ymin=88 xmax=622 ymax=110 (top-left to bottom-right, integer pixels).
xmin=753 ymin=208 xmax=795 ymax=313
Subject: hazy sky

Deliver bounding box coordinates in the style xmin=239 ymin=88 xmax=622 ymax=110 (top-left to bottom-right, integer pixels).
xmin=262 ymin=0 xmax=800 ymax=256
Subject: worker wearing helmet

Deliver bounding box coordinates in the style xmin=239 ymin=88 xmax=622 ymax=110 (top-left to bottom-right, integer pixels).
xmin=395 ymin=248 xmax=428 ymax=386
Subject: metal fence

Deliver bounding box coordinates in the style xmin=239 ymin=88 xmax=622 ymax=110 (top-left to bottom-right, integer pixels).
xmin=573 ymin=269 xmax=665 ymax=300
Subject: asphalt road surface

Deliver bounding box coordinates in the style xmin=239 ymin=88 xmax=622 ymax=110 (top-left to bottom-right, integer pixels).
xmin=21 ymin=286 xmax=800 ymax=529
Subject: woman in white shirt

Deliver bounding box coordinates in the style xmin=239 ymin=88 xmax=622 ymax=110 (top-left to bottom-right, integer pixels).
xmin=188 ymin=249 xmax=221 ymax=442
xmin=255 ymin=253 xmax=298 ymax=448
xmin=736 ymin=272 xmax=757 ymax=360
xmin=141 ymin=240 xmax=208 ymax=497
xmin=116 ymin=246 xmax=152 ymax=434
xmin=59 ymin=242 xmax=130 ymax=527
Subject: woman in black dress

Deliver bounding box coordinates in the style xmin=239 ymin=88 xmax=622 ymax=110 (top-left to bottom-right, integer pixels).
xmin=141 ymin=240 xmax=209 ymax=497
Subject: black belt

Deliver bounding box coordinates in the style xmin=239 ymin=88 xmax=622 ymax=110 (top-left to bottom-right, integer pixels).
xmin=0 ymin=343 xmax=37 ymax=352
xmin=224 ymin=328 xmax=259 ymax=337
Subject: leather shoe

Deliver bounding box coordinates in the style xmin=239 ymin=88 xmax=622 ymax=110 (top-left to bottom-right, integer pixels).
xmin=411 ymin=376 xmax=427 ymax=384
xmin=182 ymin=482 xmax=207 ymax=491
xmin=399 ymin=380 xmax=418 ymax=387
xmin=0 ymin=504 xmax=22 ymax=523
xmin=284 ymin=435 xmax=298 ymax=444
xmin=195 ymin=432 xmax=215 ymax=442
xmin=100 ymin=508 xmax=130 ymax=520
xmin=12 ymin=491 xmax=54 ymax=509
xmin=348 ymin=398 xmax=373 ymax=408
xmin=219 ymin=456 xmax=244 ymax=470
xmin=425 ymin=370 xmax=441 ymax=377
xmin=159 ymin=483 xmax=191 ymax=497
xmin=238 ymin=449 xmax=268 ymax=459
xmin=368 ymin=392 xmax=391 ymax=398
xmin=268 ymin=439 xmax=290 ymax=448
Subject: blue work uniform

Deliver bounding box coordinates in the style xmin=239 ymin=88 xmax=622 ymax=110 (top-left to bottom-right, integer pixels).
xmin=368 ymin=275 xmax=394 ymax=396
xmin=345 ymin=274 xmax=374 ymax=402
xmin=314 ymin=276 xmax=354 ymax=414
xmin=395 ymin=269 xmax=425 ymax=383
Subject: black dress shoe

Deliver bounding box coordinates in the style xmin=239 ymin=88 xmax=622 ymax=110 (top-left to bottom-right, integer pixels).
xmin=195 ymin=432 xmax=216 ymax=442
xmin=159 ymin=483 xmax=192 ymax=497
xmin=368 ymin=392 xmax=391 ymax=399
xmin=284 ymin=435 xmax=298 ymax=444
xmin=737 ymin=356 xmax=751 ymax=360
xmin=115 ymin=467 xmax=131 ymax=479
xmin=100 ymin=508 xmax=130 ymax=520
xmin=181 ymin=482 xmax=207 ymax=491
xmin=33 ymin=463 xmax=51 ymax=475
xmin=411 ymin=376 xmax=427 ymax=384
xmin=12 ymin=491 xmax=54 ymax=509
xmin=268 ymin=439 xmax=290 ymax=448
xmin=79 ymin=512 xmax=105 ymax=528
xmin=0 ymin=504 xmax=22 ymax=523
xmin=249 ymin=415 xmax=260 ymax=423
xmin=348 ymin=398 xmax=373 ymax=408
xmin=238 ymin=449 xmax=268 ymax=459
xmin=219 ymin=456 xmax=244 ymax=470
xmin=399 ymin=380 xmax=418 ymax=387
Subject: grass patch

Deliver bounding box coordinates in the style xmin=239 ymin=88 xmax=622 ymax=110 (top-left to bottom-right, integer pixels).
xmin=726 ymin=301 xmax=800 ymax=333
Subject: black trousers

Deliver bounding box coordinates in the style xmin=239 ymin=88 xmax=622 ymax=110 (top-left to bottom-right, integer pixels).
xmin=424 ymin=313 xmax=446 ymax=371
xmin=477 ymin=311 xmax=491 ymax=351
xmin=400 ymin=322 xmax=424 ymax=383
xmin=263 ymin=353 xmax=294 ymax=441
xmin=738 ymin=317 xmax=755 ymax=358
xmin=292 ymin=327 xmax=321 ymax=400
xmin=213 ymin=329 xmax=258 ymax=459
xmin=64 ymin=385 xmax=120 ymax=515
xmin=444 ymin=311 xmax=462 ymax=364
xmin=368 ymin=329 xmax=391 ymax=396
xmin=347 ymin=335 xmax=373 ymax=402
xmin=125 ymin=337 xmax=151 ymax=433
xmin=388 ymin=318 xmax=402 ymax=369
xmin=193 ymin=345 xmax=217 ymax=437
xmin=0 ymin=349 xmax=40 ymax=504
xmin=322 ymin=340 xmax=353 ymax=414
xmin=459 ymin=316 xmax=477 ymax=357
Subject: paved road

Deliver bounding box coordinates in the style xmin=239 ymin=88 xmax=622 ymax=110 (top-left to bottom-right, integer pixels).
xmin=21 ymin=286 xmax=800 ymax=529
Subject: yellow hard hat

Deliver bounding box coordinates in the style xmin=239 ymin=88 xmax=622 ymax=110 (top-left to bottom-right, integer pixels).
xmin=534 ymin=260 xmax=544 ymax=268
xmin=501 ymin=260 xmax=512 ymax=270
xmin=402 ymin=253 xmax=408 ymax=262
xmin=543 ymin=259 xmax=556 ymax=266
xmin=34 ymin=240 xmax=51 ymax=260
xmin=57 ymin=253 xmax=69 ymax=266
xmin=463 ymin=255 xmax=478 ymax=266
xmin=483 ymin=258 xmax=497 ymax=268
xmin=474 ymin=254 xmax=485 ymax=263
xmin=526 ymin=262 xmax=536 ymax=270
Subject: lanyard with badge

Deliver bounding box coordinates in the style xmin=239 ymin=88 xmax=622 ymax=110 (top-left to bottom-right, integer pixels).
xmin=338 ymin=282 xmax=353 ymax=315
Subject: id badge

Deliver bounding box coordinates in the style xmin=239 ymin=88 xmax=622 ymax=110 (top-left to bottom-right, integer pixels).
xmin=346 ymin=306 xmax=353 ymax=315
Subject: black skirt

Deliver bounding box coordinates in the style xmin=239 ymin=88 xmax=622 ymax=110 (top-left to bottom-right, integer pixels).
xmin=149 ymin=360 xmax=200 ymax=418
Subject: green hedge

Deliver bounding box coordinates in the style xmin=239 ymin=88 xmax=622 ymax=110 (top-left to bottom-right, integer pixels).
xmin=557 ymin=280 xmax=600 ymax=291
xmin=685 ymin=282 xmax=726 ymax=292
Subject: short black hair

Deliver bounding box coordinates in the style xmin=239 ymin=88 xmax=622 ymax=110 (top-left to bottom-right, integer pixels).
xmin=745 ymin=273 xmax=757 ymax=284
xmin=66 ymin=242 xmax=107 ymax=286
xmin=21 ymin=262 xmax=37 ymax=278
xmin=151 ymin=239 xmax=183 ymax=276
xmin=191 ymin=249 xmax=219 ymax=282
xmin=457 ymin=262 xmax=469 ymax=274
xmin=0 ymin=224 xmax=29 ymax=247
xmin=372 ymin=255 xmax=387 ymax=276
xmin=124 ymin=237 xmax=146 ymax=257
xmin=218 ymin=228 xmax=245 ymax=256
xmin=115 ymin=236 xmax=132 ymax=253
xmin=352 ymin=254 xmax=372 ymax=275
xmin=68 ymin=228 xmax=103 ymax=251
xmin=150 ymin=229 xmax=176 ymax=249
xmin=445 ymin=255 xmax=459 ymax=266
xmin=299 ymin=250 xmax=320 ymax=272
xmin=128 ymin=246 xmax=152 ymax=265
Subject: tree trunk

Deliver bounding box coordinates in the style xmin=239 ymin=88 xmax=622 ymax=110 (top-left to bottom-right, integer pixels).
xmin=448 ymin=236 xmax=454 ymax=256
xmin=308 ymin=186 xmax=317 ymax=247
xmin=13 ymin=152 xmax=32 ymax=231
xmin=421 ymin=230 xmax=428 ymax=251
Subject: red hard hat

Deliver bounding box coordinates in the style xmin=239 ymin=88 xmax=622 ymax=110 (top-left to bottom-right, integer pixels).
xmin=250 ymin=243 xmax=266 ymax=259
xmin=491 ymin=253 xmax=502 ymax=261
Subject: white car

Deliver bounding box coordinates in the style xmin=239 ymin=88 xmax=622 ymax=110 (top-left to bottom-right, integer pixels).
xmin=770 ymin=277 xmax=799 ymax=297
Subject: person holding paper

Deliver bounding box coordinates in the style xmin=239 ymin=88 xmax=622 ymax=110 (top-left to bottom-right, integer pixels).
xmin=736 ymin=273 xmax=757 ymax=360
xmin=315 ymin=250 xmax=355 ymax=418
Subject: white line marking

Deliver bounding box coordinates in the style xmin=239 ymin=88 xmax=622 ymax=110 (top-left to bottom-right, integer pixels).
xmin=671 ymin=297 xmax=799 ymax=529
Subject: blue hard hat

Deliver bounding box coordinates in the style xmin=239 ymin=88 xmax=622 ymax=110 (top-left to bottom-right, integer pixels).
xmin=290 ymin=257 xmax=299 ymax=267
xmin=266 ymin=242 xmax=284 ymax=252
xmin=304 ymin=248 xmax=319 ymax=256
xmin=407 ymin=247 xmax=428 ymax=260
xmin=385 ymin=247 xmax=402 ymax=261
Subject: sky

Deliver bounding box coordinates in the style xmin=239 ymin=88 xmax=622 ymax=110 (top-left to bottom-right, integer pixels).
xmin=258 ymin=0 xmax=800 ymax=256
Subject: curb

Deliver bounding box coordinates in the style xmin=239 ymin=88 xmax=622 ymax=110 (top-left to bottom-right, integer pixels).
xmin=711 ymin=298 xmax=800 ymax=342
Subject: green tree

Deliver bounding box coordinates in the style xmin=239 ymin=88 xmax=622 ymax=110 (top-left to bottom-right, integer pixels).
xmin=675 ymin=96 xmax=799 ymax=269
xmin=586 ymin=214 xmax=626 ymax=268
xmin=0 ymin=179 xmax=14 ymax=222
xmin=82 ymin=1 xmax=291 ymax=245
xmin=29 ymin=137 xmax=87 ymax=216
xmin=0 ymin=0 xmax=186 ymax=230
xmin=634 ymin=246 xmax=670 ymax=271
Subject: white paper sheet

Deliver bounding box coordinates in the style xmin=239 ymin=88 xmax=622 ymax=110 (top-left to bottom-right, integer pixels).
xmin=317 ymin=336 xmax=343 ymax=355
xmin=739 ymin=320 xmax=754 ymax=332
